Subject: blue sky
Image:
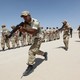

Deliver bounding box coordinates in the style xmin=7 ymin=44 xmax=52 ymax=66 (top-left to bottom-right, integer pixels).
xmin=0 ymin=0 xmax=80 ymax=30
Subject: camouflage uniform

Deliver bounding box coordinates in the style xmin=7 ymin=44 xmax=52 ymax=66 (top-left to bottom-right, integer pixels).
xmin=26 ymin=33 xmax=32 ymax=45
xmin=19 ymin=31 xmax=27 ymax=46
xmin=8 ymin=11 xmax=47 ymax=70
xmin=61 ymin=21 xmax=70 ymax=50
xmin=52 ymin=27 xmax=56 ymax=40
xmin=49 ymin=27 xmax=52 ymax=41
xmin=1 ymin=25 xmax=10 ymax=50
xmin=40 ymin=27 xmax=45 ymax=42
xmin=27 ymin=18 xmax=46 ymax=65
xmin=45 ymin=27 xmax=50 ymax=42
xmin=10 ymin=26 xmax=19 ymax=48
xmin=56 ymin=27 xmax=60 ymax=40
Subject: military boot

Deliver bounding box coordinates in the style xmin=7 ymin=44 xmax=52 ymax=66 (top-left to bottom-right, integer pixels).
xmin=23 ymin=65 xmax=33 ymax=76
xmin=43 ymin=52 xmax=48 ymax=60
xmin=2 ymin=48 xmax=5 ymax=51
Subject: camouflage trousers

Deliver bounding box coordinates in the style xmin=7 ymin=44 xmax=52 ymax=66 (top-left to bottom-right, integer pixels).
xmin=63 ymin=35 xmax=69 ymax=49
xmin=20 ymin=35 xmax=27 ymax=46
xmin=27 ymin=38 xmax=44 ymax=65
xmin=11 ymin=36 xmax=19 ymax=48
xmin=1 ymin=37 xmax=10 ymax=49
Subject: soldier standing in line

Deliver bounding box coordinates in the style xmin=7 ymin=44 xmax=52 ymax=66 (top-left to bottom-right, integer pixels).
xmin=77 ymin=25 xmax=80 ymax=39
xmin=1 ymin=24 xmax=10 ymax=50
xmin=59 ymin=20 xmax=70 ymax=51
xmin=8 ymin=10 xmax=48 ymax=75
xmin=52 ymin=27 xmax=56 ymax=40
xmin=10 ymin=25 xmax=20 ymax=48
xmin=10 ymin=26 xmax=16 ymax=48
xmin=56 ymin=27 xmax=60 ymax=40
xmin=26 ymin=33 xmax=32 ymax=45
xmin=49 ymin=27 xmax=52 ymax=41
xmin=11 ymin=25 xmax=20 ymax=48
xmin=45 ymin=27 xmax=50 ymax=42
xmin=40 ymin=27 xmax=45 ymax=42
xmin=70 ymin=27 xmax=73 ymax=38
xmin=19 ymin=27 xmax=27 ymax=46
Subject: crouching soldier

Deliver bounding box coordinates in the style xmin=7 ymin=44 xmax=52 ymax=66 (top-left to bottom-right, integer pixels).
xmin=7 ymin=10 xmax=48 ymax=75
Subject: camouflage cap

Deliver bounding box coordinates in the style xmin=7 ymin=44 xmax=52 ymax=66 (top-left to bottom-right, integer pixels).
xmin=11 ymin=25 xmax=15 ymax=29
xmin=62 ymin=20 xmax=67 ymax=24
xmin=21 ymin=10 xmax=30 ymax=17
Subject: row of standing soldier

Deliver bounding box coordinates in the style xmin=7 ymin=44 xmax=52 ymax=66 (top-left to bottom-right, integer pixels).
xmin=0 ymin=24 xmax=61 ymax=51
xmin=1 ymin=21 xmax=80 ymax=52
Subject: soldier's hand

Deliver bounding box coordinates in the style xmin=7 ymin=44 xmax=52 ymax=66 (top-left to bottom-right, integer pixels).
xmin=19 ymin=27 xmax=27 ymax=32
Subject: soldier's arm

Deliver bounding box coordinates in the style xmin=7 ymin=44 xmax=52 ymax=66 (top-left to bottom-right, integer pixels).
xmin=59 ymin=24 xmax=65 ymax=31
xmin=20 ymin=27 xmax=38 ymax=34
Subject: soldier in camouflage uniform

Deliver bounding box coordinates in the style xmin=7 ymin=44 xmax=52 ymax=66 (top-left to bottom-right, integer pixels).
xmin=26 ymin=33 xmax=32 ymax=45
xmin=49 ymin=27 xmax=52 ymax=41
xmin=56 ymin=27 xmax=60 ymax=40
xmin=60 ymin=20 xmax=70 ymax=50
xmin=10 ymin=26 xmax=16 ymax=48
xmin=8 ymin=10 xmax=48 ymax=75
xmin=52 ymin=27 xmax=56 ymax=40
xmin=45 ymin=27 xmax=50 ymax=42
xmin=1 ymin=25 xmax=10 ymax=50
xmin=10 ymin=25 xmax=20 ymax=48
xmin=19 ymin=28 xmax=27 ymax=46
xmin=40 ymin=27 xmax=45 ymax=42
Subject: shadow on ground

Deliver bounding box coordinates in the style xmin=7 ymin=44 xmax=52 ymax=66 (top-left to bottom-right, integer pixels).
xmin=56 ymin=46 xmax=67 ymax=51
xmin=21 ymin=58 xmax=45 ymax=78
xmin=75 ymin=40 xmax=80 ymax=42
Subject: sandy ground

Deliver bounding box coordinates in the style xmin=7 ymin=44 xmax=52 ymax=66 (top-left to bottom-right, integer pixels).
xmin=0 ymin=30 xmax=80 ymax=80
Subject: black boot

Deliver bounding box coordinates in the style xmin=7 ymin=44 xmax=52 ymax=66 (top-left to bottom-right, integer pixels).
xmin=2 ymin=48 xmax=5 ymax=51
xmin=23 ymin=65 xmax=33 ymax=76
xmin=65 ymin=47 xmax=68 ymax=51
xmin=43 ymin=52 xmax=48 ymax=60
xmin=8 ymin=47 xmax=10 ymax=50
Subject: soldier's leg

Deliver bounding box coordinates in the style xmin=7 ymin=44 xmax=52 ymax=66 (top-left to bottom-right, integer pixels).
xmin=27 ymin=48 xmax=47 ymax=65
xmin=23 ymin=38 xmax=47 ymax=76
xmin=23 ymin=36 xmax=27 ymax=46
xmin=27 ymin=35 xmax=30 ymax=45
xmin=11 ymin=38 xmax=15 ymax=48
xmin=27 ymin=38 xmax=46 ymax=64
xmin=6 ymin=39 xmax=10 ymax=49
xmin=1 ymin=38 xmax=5 ymax=50
xmin=19 ymin=35 xmax=23 ymax=46
xmin=63 ymin=36 xmax=69 ymax=50
xmin=16 ymin=39 xmax=19 ymax=47
xmin=54 ymin=33 xmax=56 ymax=40
xmin=63 ymin=39 xmax=66 ymax=47
xmin=57 ymin=32 xmax=60 ymax=39
xmin=27 ymin=50 xmax=36 ymax=65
